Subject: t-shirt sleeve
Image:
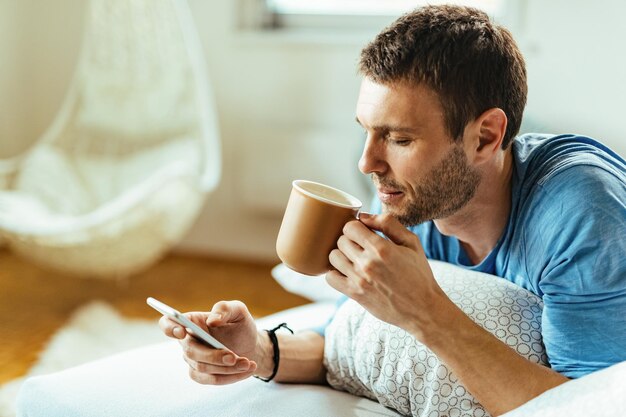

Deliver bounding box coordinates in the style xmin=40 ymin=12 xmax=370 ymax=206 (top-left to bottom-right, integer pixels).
xmin=527 ymin=164 xmax=626 ymax=378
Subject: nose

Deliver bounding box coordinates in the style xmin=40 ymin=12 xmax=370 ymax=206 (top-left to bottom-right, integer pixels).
xmin=358 ymin=135 xmax=387 ymax=175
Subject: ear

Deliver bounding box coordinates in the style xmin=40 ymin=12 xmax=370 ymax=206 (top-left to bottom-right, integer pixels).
xmin=467 ymin=108 xmax=507 ymax=165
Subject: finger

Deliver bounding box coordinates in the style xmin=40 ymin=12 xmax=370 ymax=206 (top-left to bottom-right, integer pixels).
xmin=184 ymin=356 xmax=257 ymax=375
xmin=359 ymin=213 xmax=420 ymax=250
xmin=329 ymin=248 xmax=358 ymax=279
xmin=206 ymin=300 xmax=250 ymax=327
xmin=342 ymin=218 xmax=387 ymax=253
xmin=336 ymin=234 xmax=364 ymax=262
xmin=159 ymin=316 xmax=187 ymax=339
xmin=331 ymin=247 xmax=374 ymax=286
xmin=189 ymin=367 xmax=258 ymax=386
xmin=183 ymin=355 xmax=198 ymax=371
xmin=325 ymin=268 xmax=371 ymax=298
xmin=325 ymin=269 xmax=349 ymax=295
xmin=180 ymin=336 xmax=236 ymax=365
xmin=182 ymin=312 xmax=215 ymax=332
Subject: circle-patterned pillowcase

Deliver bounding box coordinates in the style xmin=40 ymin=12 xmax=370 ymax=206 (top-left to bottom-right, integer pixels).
xmin=323 ymin=261 xmax=548 ymax=417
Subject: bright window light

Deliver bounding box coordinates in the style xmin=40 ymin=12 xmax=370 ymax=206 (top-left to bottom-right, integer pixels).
xmin=267 ymin=0 xmax=504 ymax=17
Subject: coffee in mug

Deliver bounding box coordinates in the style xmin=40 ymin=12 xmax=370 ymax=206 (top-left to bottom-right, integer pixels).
xmin=276 ymin=180 xmax=362 ymax=276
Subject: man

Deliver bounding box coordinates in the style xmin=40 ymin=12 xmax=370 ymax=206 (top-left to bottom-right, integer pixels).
xmin=160 ymin=5 xmax=626 ymax=415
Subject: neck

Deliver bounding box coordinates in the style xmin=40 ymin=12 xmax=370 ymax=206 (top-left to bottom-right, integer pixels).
xmin=434 ymin=150 xmax=513 ymax=265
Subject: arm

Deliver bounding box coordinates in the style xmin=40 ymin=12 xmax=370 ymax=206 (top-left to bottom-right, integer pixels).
xmin=526 ymin=165 xmax=626 ymax=378
xmin=326 ymin=213 xmax=567 ymax=416
xmin=159 ymin=300 xmax=326 ymax=385
xmin=254 ymin=330 xmax=327 ymax=384
xmin=420 ymin=294 xmax=567 ymax=415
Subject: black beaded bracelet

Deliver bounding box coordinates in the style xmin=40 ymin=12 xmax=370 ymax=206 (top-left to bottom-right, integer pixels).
xmin=254 ymin=322 xmax=293 ymax=382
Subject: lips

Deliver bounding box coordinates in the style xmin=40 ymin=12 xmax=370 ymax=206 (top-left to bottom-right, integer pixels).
xmin=377 ymin=188 xmax=403 ymax=203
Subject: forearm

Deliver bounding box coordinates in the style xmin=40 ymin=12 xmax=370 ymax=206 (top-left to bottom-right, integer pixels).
xmin=254 ymin=330 xmax=327 ymax=384
xmin=419 ymin=301 xmax=568 ymax=416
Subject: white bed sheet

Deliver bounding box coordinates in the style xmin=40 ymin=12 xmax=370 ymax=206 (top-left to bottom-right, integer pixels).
xmin=16 ymin=302 xmax=401 ymax=417
xmin=16 ymin=293 xmax=626 ymax=417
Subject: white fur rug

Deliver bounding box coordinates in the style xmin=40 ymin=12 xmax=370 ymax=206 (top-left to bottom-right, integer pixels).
xmin=0 ymin=301 xmax=164 ymax=417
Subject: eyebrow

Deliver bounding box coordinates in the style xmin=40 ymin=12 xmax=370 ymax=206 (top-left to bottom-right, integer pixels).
xmin=354 ymin=116 xmax=418 ymax=134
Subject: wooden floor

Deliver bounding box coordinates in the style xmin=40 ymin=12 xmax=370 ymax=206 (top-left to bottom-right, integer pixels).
xmin=0 ymin=249 xmax=309 ymax=385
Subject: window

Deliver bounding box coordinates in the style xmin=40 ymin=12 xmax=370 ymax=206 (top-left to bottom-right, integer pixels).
xmin=268 ymin=0 xmax=502 ymax=16
xmin=261 ymin=0 xmax=508 ymax=30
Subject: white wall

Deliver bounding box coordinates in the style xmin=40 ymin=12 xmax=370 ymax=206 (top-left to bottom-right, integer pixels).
xmin=179 ymin=1 xmax=374 ymax=261
xmin=1 ymin=0 xmax=624 ymax=261
xmin=521 ymin=0 xmax=626 ymax=147
xmin=0 ymin=0 xmax=84 ymax=158
xmin=0 ymin=1 xmax=27 ymax=158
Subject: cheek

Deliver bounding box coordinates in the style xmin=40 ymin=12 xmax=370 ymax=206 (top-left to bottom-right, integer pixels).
xmin=394 ymin=144 xmax=449 ymax=188
xmin=392 ymin=156 xmax=427 ymax=191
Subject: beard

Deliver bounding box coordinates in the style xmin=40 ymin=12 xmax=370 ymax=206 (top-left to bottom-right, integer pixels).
xmin=374 ymin=145 xmax=481 ymax=226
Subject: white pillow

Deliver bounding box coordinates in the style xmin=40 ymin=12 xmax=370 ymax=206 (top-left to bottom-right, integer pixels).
xmin=324 ymin=261 xmax=548 ymax=417
xmin=271 ymin=263 xmax=343 ymax=302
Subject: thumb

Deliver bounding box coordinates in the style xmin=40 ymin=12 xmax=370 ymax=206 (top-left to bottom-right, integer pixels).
xmin=206 ymin=300 xmax=248 ymax=327
xmin=359 ymin=213 xmax=419 ymax=250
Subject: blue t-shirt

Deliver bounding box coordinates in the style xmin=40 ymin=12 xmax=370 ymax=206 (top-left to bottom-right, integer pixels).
xmin=328 ymin=133 xmax=626 ymax=379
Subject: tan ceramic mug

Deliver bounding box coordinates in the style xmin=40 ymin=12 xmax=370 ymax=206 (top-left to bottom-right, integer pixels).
xmin=276 ymin=180 xmax=362 ymax=276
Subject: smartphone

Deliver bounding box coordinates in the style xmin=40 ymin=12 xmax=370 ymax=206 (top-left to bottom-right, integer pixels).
xmin=147 ymin=297 xmax=229 ymax=350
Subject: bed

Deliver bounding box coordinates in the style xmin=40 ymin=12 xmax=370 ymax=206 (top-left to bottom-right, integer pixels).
xmin=16 ymin=262 xmax=626 ymax=417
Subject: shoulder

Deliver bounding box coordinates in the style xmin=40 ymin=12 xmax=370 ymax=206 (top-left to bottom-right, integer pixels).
xmin=531 ymin=154 xmax=625 ymax=224
xmin=513 ymin=133 xmax=625 ymax=187
xmin=513 ymin=133 xmax=625 ymax=226
xmin=529 ymin=170 xmax=625 ymax=297
xmin=511 ymin=135 xmax=625 ymax=293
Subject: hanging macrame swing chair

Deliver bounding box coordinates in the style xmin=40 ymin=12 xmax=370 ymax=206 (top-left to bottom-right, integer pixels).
xmin=0 ymin=0 xmax=220 ymax=278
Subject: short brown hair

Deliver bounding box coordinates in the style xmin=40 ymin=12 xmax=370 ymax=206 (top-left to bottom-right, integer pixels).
xmin=359 ymin=5 xmax=527 ymax=149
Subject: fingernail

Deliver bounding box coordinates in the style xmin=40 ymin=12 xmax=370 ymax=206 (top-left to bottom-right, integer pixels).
xmin=173 ymin=327 xmax=184 ymax=338
xmin=208 ymin=313 xmax=222 ymax=321
xmin=223 ymin=354 xmax=235 ymax=365
xmin=358 ymin=212 xmax=372 ymax=219
xmin=236 ymin=361 xmax=249 ymax=371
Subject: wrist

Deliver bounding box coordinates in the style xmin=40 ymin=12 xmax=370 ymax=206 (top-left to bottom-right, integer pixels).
xmin=253 ymin=323 xmax=294 ymax=382
xmin=409 ymin=293 xmax=461 ymax=346
xmin=253 ymin=329 xmax=274 ymax=379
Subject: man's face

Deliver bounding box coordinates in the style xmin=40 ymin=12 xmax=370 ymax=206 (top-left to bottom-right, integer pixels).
xmin=355 ymin=78 xmax=481 ymax=226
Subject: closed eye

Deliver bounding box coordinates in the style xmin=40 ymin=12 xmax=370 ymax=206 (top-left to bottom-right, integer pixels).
xmin=385 ymin=132 xmax=412 ymax=146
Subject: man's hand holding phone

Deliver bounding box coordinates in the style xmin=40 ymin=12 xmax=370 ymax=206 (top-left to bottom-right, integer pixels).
xmin=151 ymin=298 xmax=262 ymax=385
